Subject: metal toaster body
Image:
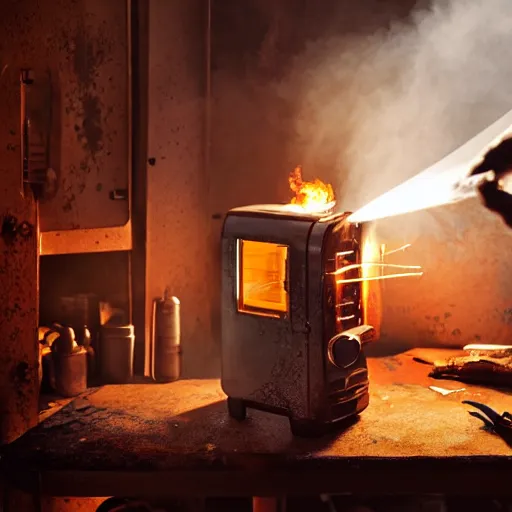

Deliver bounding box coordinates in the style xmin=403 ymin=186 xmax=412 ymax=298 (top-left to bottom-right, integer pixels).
xmin=221 ymin=204 xmax=372 ymax=436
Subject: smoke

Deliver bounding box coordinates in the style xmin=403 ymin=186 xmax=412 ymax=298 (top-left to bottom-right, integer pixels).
xmin=285 ymin=0 xmax=512 ymax=212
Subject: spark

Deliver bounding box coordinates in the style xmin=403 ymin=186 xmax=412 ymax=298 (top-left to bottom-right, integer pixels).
xmin=330 ymin=262 xmax=422 ymax=277
xmin=336 ymin=272 xmax=423 ymax=284
xmin=338 ymin=315 xmax=356 ymax=321
xmin=383 ymin=244 xmax=411 ymax=257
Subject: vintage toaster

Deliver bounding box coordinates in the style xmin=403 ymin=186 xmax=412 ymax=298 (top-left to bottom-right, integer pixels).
xmin=221 ymin=204 xmax=375 ymax=436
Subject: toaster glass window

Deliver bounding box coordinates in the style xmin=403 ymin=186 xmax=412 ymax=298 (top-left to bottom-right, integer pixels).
xmin=237 ymin=240 xmax=288 ymax=317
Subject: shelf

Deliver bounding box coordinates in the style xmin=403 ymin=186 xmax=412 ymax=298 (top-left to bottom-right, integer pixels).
xmin=39 ymin=221 xmax=132 ymax=255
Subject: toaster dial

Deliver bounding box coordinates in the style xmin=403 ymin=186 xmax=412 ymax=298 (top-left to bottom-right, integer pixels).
xmin=327 ymin=332 xmax=361 ymax=369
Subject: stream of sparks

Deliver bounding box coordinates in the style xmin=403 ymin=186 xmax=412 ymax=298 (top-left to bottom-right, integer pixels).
xmin=331 ymin=262 xmax=423 ymax=284
xmin=382 ymin=244 xmax=412 ymax=257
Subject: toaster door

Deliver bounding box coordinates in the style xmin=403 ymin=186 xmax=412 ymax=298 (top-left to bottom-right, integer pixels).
xmin=221 ymin=213 xmax=313 ymax=417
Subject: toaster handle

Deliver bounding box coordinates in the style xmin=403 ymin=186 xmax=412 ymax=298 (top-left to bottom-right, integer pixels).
xmin=340 ymin=324 xmax=376 ymax=345
xmin=327 ymin=324 xmax=376 ymax=369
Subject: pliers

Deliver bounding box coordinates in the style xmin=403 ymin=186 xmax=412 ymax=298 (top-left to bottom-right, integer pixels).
xmin=463 ymin=400 xmax=512 ymax=447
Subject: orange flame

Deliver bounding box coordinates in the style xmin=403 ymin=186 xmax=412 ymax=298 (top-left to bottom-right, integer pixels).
xmin=288 ymin=166 xmax=335 ymax=213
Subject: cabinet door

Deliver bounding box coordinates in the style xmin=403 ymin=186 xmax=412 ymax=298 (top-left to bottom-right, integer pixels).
xmin=0 ymin=0 xmax=130 ymax=233
xmin=0 ymin=68 xmax=39 ymax=444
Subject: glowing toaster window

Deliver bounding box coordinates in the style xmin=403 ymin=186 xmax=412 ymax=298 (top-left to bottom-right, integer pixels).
xmin=237 ymin=240 xmax=288 ymax=317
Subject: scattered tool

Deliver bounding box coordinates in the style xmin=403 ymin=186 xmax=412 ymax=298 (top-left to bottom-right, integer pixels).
xmin=463 ymin=400 xmax=512 ymax=447
xmin=429 ymin=385 xmax=465 ymax=396
xmin=463 ymin=344 xmax=512 ymax=357
xmin=429 ymin=346 xmax=512 ymax=388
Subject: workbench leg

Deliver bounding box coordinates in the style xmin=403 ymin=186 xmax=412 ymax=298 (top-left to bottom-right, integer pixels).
xmin=2 ymin=486 xmax=40 ymax=512
xmin=252 ymin=497 xmax=286 ymax=512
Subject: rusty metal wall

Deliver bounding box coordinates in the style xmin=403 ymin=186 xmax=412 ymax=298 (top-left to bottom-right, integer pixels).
xmin=0 ymin=0 xmax=130 ymax=232
xmin=145 ymin=0 xmax=214 ymax=378
xmin=0 ymin=68 xmax=39 ymax=444
xmin=363 ymin=199 xmax=512 ymax=355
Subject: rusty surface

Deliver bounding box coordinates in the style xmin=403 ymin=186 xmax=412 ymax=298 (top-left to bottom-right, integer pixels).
xmin=38 ymin=396 xmax=73 ymax=424
xmin=3 ymin=354 xmax=512 ymax=475
xmin=145 ymin=0 xmax=215 ymax=378
xmin=0 ymin=0 xmax=130 ymax=232
xmin=362 ymin=205 xmax=512 ymax=356
xmin=0 ymin=67 xmax=39 ymax=444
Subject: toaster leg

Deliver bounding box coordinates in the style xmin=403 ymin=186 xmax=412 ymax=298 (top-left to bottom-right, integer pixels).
xmin=289 ymin=418 xmax=323 ymax=438
xmin=227 ymin=397 xmax=247 ymax=421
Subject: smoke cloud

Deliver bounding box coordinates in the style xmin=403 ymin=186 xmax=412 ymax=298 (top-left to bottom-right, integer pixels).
xmin=284 ymin=0 xmax=512 ymax=212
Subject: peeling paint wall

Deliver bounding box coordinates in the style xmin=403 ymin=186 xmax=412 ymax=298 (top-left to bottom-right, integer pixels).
xmin=0 ymin=0 xmax=130 ymax=231
xmin=146 ymin=0 xmax=214 ymax=377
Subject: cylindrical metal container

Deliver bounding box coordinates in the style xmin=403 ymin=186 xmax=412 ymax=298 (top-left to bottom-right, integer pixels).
xmin=59 ymin=294 xmax=101 ymax=339
xmin=52 ymin=347 xmax=88 ymax=397
xmin=152 ymin=288 xmax=181 ymax=382
xmin=100 ymin=324 xmax=135 ymax=384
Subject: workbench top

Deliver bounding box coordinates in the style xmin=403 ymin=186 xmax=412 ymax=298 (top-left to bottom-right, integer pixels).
xmin=3 ymin=352 xmax=512 ymax=497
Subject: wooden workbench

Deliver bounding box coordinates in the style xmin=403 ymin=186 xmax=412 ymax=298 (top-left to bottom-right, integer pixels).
xmin=2 ymin=353 xmax=512 ymax=499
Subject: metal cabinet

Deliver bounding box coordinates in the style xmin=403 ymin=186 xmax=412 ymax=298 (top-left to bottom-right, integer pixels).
xmin=0 ymin=67 xmax=39 ymax=443
xmin=0 ymin=0 xmax=132 ymax=442
xmin=0 ymin=0 xmax=132 ymax=255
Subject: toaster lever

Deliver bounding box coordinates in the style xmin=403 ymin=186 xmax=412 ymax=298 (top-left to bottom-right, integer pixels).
xmin=327 ymin=325 xmax=375 ymax=369
xmin=341 ymin=324 xmax=376 ymax=345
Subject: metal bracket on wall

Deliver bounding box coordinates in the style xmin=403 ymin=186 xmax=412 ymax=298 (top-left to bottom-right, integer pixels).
xmin=20 ymin=68 xmax=57 ymax=200
xmin=1 ymin=214 xmax=34 ymax=244
xmin=109 ymin=189 xmax=129 ymax=201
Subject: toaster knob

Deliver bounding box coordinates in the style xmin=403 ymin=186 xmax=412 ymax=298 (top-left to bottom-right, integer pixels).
xmin=327 ymin=332 xmax=361 ymax=369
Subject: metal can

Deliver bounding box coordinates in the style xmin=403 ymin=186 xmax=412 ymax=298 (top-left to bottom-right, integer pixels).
xmin=52 ymin=347 xmax=88 ymax=398
xmin=100 ymin=324 xmax=135 ymax=384
xmin=152 ymin=288 xmax=181 ymax=382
